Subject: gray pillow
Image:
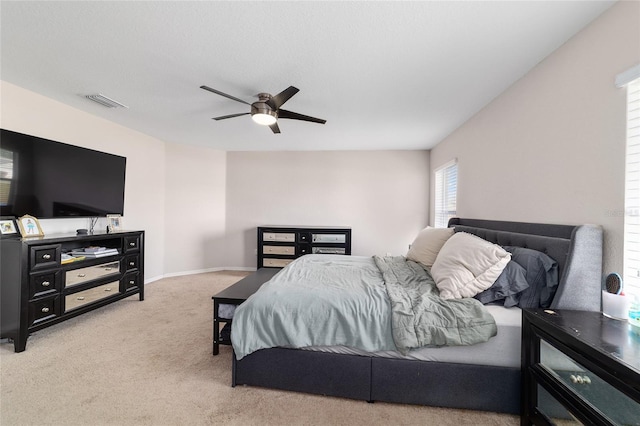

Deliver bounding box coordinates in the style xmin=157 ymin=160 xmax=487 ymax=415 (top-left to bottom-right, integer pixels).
xmin=474 ymin=261 xmax=529 ymax=307
xmin=503 ymin=246 xmax=559 ymax=309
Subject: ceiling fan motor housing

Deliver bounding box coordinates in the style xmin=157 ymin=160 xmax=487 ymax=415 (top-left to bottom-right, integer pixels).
xmin=251 ymin=93 xmax=277 ymax=121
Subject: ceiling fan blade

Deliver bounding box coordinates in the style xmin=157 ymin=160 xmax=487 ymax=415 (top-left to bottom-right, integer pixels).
xmin=277 ymin=109 xmax=326 ymax=124
xmin=267 ymin=86 xmax=299 ymax=110
xmin=269 ymin=122 xmax=281 ymax=134
xmin=200 ymin=85 xmax=250 ymax=105
xmin=212 ymin=112 xmax=250 ymax=120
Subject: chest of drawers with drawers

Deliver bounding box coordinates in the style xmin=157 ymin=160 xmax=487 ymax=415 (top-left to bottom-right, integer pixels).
xmin=1 ymin=230 xmax=144 ymax=352
xmin=257 ymin=226 xmax=351 ymax=268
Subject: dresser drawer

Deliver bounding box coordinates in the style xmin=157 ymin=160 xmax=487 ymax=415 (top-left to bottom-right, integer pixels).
xmin=65 ymin=261 xmax=120 ymax=288
xmin=65 ymin=281 xmax=119 ymax=312
xmin=30 ymin=245 xmax=61 ymax=271
xmin=123 ymin=235 xmax=141 ymax=253
xmin=29 ymin=271 xmax=61 ymax=299
xmin=263 ymin=258 xmax=294 ymax=268
xmin=312 ymin=247 xmax=346 ymax=255
xmin=312 ymin=234 xmax=347 ymax=243
xmin=28 ymin=296 xmax=61 ymax=328
xmin=124 ymin=254 xmax=139 ymax=271
xmin=123 ymin=272 xmax=140 ymax=291
xmin=263 ymin=245 xmax=295 ymax=255
xmin=263 ymin=232 xmax=295 ymax=242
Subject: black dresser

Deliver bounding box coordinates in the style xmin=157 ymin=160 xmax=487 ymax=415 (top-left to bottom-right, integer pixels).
xmin=1 ymin=231 xmax=144 ymax=352
xmin=257 ymin=226 xmax=351 ymax=268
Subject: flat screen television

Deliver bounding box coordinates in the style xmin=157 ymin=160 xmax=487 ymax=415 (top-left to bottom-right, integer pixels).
xmin=0 ymin=128 xmax=126 ymax=218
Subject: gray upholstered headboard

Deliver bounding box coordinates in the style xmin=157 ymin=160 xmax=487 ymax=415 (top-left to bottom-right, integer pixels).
xmin=447 ymin=218 xmax=603 ymax=311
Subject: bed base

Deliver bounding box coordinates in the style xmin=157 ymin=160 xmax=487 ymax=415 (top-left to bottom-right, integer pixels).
xmin=233 ymin=347 xmax=521 ymax=413
xmin=231 ymin=218 xmax=603 ymax=414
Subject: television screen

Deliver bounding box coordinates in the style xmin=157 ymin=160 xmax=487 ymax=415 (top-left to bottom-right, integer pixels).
xmin=0 ymin=129 xmax=126 ymax=218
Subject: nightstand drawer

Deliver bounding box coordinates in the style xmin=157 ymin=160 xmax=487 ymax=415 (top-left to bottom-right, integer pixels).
xmin=263 ymin=258 xmax=293 ymax=268
xmin=263 ymin=245 xmax=295 ymax=255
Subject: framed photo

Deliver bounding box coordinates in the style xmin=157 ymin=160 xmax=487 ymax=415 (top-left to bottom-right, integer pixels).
xmin=0 ymin=217 xmax=19 ymax=238
xmin=17 ymin=215 xmax=44 ymax=237
xmin=107 ymin=214 xmax=123 ymax=232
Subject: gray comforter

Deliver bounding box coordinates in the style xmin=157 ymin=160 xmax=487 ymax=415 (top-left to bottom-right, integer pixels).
xmin=231 ymin=254 xmax=497 ymax=360
xmin=374 ymin=255 xmax=497 ymax=353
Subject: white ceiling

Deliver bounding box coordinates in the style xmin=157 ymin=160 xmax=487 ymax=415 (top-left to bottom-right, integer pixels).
xmin=1 ymin=1 xmax=615 ymax=151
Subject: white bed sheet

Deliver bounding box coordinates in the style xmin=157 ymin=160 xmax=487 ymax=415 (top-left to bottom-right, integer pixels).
xmin=302 ymin=305 xmax=523 ymax=368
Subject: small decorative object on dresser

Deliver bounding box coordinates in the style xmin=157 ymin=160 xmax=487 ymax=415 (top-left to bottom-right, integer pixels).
xmin=107 ymin=214 xmax=123 ymax=232
xmin=257 ymin=226 xmax=351 ymax=268
xmin=17 ymin=214 xmax=44 ymax=237
xmin=0 ymin=216 xmax=19 ymax=238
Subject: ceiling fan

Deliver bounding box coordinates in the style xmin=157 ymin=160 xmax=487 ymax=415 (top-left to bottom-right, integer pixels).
xmin=200 ymin=85 xmax=326 ymax=134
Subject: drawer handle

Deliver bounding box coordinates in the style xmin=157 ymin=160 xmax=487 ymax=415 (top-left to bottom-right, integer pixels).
xmin=42 ymin=281 xmax=51 ymax=287
xmin=41 ymin=307 xmax=50 ymax=313
xmin=129 ymin=280 xmax=135 ymax=285
xmin=129 ymin=242 xmax=135 ymax=247
xmin=42 ymin=254 xmax=51 ymax=260
xmin=77 ymin=296 xmax=85 ymax=301
xmin=105 ymin=288 xmax=112 ymax=292
xmin=77 ymin=273 xmax=86 ymax=278
xmin=129 ymin=262 xmax=135 ymax=266
xmin=105 ymin=268 xmax=113 ymax=271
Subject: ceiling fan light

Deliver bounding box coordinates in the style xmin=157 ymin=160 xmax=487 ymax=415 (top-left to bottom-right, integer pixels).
xmin=251 ymin=111 xmax=277 ymax=126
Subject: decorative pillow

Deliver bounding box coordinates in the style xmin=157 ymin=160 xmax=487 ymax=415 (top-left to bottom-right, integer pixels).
xmin=474 ymin=260 xmax=529 ymax=307
xmin=431 ymin=232 xmax=511 ymax=299
xmin=406 ymin=226 xmax=454 ymax=267
xmin=503 ymin=246 xmax=559 ymax=309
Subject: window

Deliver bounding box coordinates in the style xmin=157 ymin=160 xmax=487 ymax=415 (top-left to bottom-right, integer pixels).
xmin=434 ymin=160 xmax=457 ymax=228
xmin=624 ymin=76 xmax=640 ymax=298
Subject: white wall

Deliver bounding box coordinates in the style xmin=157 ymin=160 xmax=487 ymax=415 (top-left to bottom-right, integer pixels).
xmin=163 ymin=143 xmax=227 ymax=276
xmin=225 ymin=150 xmax=430 ymax=268
xmin=429 ymin=1 xmax=640 ymax=276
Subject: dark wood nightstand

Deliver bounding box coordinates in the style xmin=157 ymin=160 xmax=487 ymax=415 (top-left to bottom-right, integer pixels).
xmin=521 ymin=309 xmax=640 ymax=425
xmin=212 ymin=268 xmax=279 ymax=355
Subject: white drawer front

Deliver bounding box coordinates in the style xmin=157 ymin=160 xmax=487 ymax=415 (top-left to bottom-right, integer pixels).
xmin=263 ymin=232 xmax=295 ymax=242
xmin=263 ymin=245 xmax=295 ymax=255
xmin=263 ymin=258 xmax=293 ymax=268
xmin=65 ymin=281 xmax=119 ymax=312
xmin=65 ymin=261 xmax=121 ymax=288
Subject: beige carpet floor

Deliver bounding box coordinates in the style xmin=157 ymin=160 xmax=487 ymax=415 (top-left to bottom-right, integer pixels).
xmin=0 ymin=271 xmax=519 ymax=425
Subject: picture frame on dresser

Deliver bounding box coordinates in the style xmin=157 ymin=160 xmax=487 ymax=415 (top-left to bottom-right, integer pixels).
xmin=0 ymin=216 xmax=19 ymax=238
xmin=107 ymin=214 xmax=123 ymax=232
xmin=17 ymin=214 xmax=44 ymax=237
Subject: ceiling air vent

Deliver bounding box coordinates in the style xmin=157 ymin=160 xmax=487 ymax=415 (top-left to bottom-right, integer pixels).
xmin=85 ymin=94 xmax=128 ymax=108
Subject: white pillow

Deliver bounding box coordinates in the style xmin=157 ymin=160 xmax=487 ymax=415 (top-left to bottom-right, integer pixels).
xmin=431 ymin=232 xmax=511 ymax=299
xmin=406 ymin=226 xmax=455 ymax=267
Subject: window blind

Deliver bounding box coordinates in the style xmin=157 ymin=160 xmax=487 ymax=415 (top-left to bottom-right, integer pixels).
xmin=434 ymin=160 xmax=457 ymax=228
xmin=624 ymin=77 xmax=640 ymax=298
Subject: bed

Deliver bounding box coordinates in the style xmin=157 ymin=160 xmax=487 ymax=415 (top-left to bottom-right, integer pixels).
xmin=230 ymin=218 xmax=603 ymax=414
